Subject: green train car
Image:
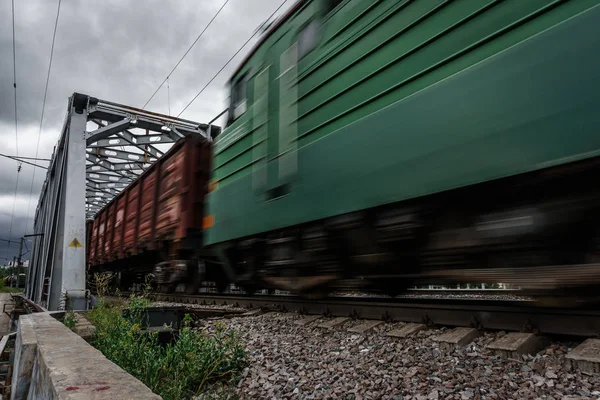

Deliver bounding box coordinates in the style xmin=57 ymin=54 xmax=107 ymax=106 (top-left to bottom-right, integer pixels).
xmin=204 ymin=0 xmax=600 ymax=297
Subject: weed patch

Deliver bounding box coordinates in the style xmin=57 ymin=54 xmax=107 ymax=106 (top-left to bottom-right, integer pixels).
xmin=86 ymin=273 xmax=246 ymax=400
xmin=62 ymin=309 xmax=78 ymax=330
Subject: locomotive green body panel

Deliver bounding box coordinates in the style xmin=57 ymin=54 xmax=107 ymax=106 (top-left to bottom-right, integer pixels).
xmin=206 ymin=0 xmax=600 ymax=246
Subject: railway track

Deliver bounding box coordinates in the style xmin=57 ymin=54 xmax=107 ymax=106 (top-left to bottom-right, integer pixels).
xmin=127 ymin=292 xmax=600 ymax=338
xmin=338 ymin=288 xmax=527 ymax=299
xmin=171 ymin=283 xmax=526 ymax=297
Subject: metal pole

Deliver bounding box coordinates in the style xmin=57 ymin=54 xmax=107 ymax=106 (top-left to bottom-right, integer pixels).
xmin=17 ymin=237 xmax=23 ymax=289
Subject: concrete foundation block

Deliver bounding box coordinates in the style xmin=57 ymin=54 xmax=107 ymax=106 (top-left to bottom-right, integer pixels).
xmin=280 ymin=312 xmax=298 ymax=318
xmin=565 ymin=338 xmax=600 ymax=374
xmin=486 ymin=332 xmax=548 ymax=358
xmin=347 ymin=320 xmax=382 ymax=334
xmin=257 ymin=312 xmax=279 ymax=318
xmin=386 ymin=323 xmax=426 ymax=338
xmin=433 ymin=327 xmax=481 ymax=351
xmin=72 ymin=313 xmax=96 ymax=341
xmin=317 ymin=317 xmax=350 ymax=330
xmin=294 ymin=315 xmax=322 ymax=326
xmin=240 ymin=309 xmax=262 ymax=317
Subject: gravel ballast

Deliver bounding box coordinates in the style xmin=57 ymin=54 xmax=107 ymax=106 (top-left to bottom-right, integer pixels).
xmin=332 ymin=291 xmax=531 ymax=302
xmin=199 ymin=312 xmax=600 ymax=400
xmin=149 ymin=300 xmax=248 ymax=312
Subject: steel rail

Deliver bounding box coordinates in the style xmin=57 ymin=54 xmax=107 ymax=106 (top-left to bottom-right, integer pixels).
xmin=143 ymin=292 xmax=600 ymax=338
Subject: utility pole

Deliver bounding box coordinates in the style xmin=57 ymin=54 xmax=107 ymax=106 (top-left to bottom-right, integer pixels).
xmin=17 ymin=237 xmax=24 ymax=289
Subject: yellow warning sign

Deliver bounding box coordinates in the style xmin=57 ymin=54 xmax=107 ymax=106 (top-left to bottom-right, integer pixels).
xmin=68 ymin=237 xmax=82 ymax=248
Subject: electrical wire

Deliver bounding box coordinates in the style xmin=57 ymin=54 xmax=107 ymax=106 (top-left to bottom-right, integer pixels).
xmin=24 ymin=0 xmax=62 ymax=233
xmin=11 ymin=0 xmax=18 ymax=159
xmin=177 ymin=0 xmax=290 ymax=117
xmin=0 ymin=153 xmax=48 ymax=170
xmin=8 ymin=0 xmax=20 ymax=250
xmin=142 ymin=0 xmax=230 ymax=109
xmin=167 ymin=77 xmax=171 ymax=116
xmin=21 ymin=240 xmax=29 ymax=258
xmin=5 ymin=155 xmax=50 ymax=161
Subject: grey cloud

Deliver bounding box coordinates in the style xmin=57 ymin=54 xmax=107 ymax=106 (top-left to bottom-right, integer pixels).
xmin=0 ymin=0 xmax=295 ymax=263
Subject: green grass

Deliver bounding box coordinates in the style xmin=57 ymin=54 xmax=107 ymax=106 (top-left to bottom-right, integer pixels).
xmin=0 ymin=287 xmax=23 ymax=293
xmin=86 ymin=278 xmax=246 ymax=400
xmin=62 ymin=309 xmax=78 ymax=330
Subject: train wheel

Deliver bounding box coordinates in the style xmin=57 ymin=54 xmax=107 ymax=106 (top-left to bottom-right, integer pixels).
xmin=215 ymin=280 xmax=229 ymax=293
xmin=184 ymin=259 xmax=202 ymax=295
xmin=185 ymin=281 xmax=200 ymax=295
xmin=295 ymin=277 xmax=335 ymax=299
xmin=372 ymin=278 xmax=412 ymax=298
xmin=241 ymin=284 xmax=259 ymax=295
xmin=297 ymin=288 xmax=331 ymax=300
xmin=160 ymin=283 xmax=176 ymax=293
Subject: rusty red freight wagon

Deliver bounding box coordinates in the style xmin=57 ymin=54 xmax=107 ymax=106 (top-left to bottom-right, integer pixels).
xmin=87 ymin=134 xmax=212 ymax=292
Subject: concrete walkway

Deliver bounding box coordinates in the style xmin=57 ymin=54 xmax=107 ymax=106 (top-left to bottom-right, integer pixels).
xmin=0 ymin=293 xmax=15 ymax=336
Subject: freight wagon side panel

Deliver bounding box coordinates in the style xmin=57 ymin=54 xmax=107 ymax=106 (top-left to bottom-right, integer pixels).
xmin=87 ymin=135 xmax=211 ymax=270
xmin=138 ymin=169 xmax=158 ymax=250
xmin=155 ymin=141 xmax=185 ymax=243
xmin=97 ymin=209 xmax=107 ymax=263
xmin=86 ymin=220 xmax=93 ymax=268
xmin=186 ymin=142 xmax=211 ymax=239
xmin=123 ymin=181 xmax=140 ymax=256
xmin=104 ymin=203 xmax=115 ymax=261
xmin=89 ymin=217 xmax=99 ymax=265
xmin=172 ymin=138 xmax=211 ymax=246
xmin=112 ymin=195 xmax=127 ymax=259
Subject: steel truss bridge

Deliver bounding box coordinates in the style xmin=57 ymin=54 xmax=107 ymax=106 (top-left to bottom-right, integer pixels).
xmin=25 ymin=93 xmax=218 ymax=310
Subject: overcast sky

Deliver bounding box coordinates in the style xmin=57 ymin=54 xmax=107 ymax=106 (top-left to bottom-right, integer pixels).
xmin=0 ymin=0 xmax=295 ymax=264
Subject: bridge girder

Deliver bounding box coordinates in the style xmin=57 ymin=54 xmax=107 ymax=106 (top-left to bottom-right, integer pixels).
xmin=25 ymin=93 xmax=217 ymax=310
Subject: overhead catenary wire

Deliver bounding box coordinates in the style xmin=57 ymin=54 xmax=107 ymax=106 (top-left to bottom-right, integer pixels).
xmin=177 ymin=0 xmax=290 ymax=118
xmin=5 ymin=155 xmax=50 ymax=162
xmin=0 ymin=153 xmax=49 ymax=170
xmin=8 ymin=0 xmax=20 ymax=249
xmin=11 ymin=0 xmax=18 ymax=159
xmin=167 ymin=77 xmax=171 ymax=116
xmin=24 ymin=0 xmax=62 ymax=233
xmin=142 ymin=0 xmax=230 ymax=109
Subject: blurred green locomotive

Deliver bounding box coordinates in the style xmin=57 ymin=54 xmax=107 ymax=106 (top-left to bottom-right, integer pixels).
xmin=90 ymin=0 xmax=600 ymax=302
xmin=202 ymin=0 xmax=600 ymax=298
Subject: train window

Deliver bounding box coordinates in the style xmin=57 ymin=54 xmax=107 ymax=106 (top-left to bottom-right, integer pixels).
xmin=298 ymin=19 xmax=319 ymax=58
xmin=230 ymin=76 xmax=247 ymax=121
